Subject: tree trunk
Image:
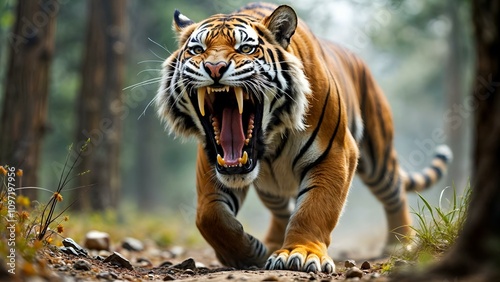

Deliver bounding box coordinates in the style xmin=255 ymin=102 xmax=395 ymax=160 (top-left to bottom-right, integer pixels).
xmin=72 ymin=0 xmax=127 ymax=211
xmin=135 ymin=113 xmax=156 ymax=211
xmin=0 ymin=0 xmax=58 ymax=200
xmin=444 ymin=0 xmax=470 ymax=192
xmin=396 ymin=0 xmax=500 ymax=281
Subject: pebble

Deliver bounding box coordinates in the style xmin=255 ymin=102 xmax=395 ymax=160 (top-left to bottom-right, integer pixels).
xmin=360 ymin=261 xmax=371 ymax=270
xmin=184 ymin=269 xmax=195 ymax=275
xmin=62 ymin=238 xmax=88 ymax=256
xmin=261 ymin=275 xmax=279 ymax=281
xmin=60 ymin=247 xmax=80 ymax=257
xmin=84 ymin=230 xmax=110 ymax=251
xmin=171 ymin=258 xmax=196 ymax=270
xmin=73 ymin=259 xmax=91 ymax=271
xmin=96 ymin=271 xmax=118 ymax=280
xmin=344 ymin=260 xmax=356 ymax=268
xmin=136 ymin=257 xmax=153 ymax=267
xmin=227 ymin=273 xmax=235 ymax=279
xmin=169 ymin=246 xmax=185 ymax=258
xmin=103 ymin=252 xmax=134 ymax=270
xmin=163 ymin=274 xmax=176 ymax=281
xmin=158 ymin=261 xmax=173 ymax=268
xmin=345 ymin=267 xmax=363 ymax=279
xmin=195 ymin=261 xmax=206 ymax=268
xmin=122 ymin=237 xmax=144 ymax=252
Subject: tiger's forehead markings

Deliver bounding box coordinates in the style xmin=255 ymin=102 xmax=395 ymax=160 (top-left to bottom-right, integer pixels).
xmin=189 ymin=15 xmax=259 ymax=48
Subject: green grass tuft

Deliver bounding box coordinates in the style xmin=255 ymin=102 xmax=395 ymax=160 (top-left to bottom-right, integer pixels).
xmin=388 ymin=182 xmax=471 ymax=271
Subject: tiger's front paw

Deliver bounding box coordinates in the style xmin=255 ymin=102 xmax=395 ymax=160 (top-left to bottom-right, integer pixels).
xmin=264 ymin=246 xmax=335 ymax=273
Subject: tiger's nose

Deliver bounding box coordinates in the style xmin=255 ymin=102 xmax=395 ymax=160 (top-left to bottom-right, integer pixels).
xmin=204 ymin=61 xmax=228 ymax=80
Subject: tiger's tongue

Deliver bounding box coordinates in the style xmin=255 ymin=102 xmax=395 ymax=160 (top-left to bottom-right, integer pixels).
xmin=220 ymin=107 xmax=245 ymax=165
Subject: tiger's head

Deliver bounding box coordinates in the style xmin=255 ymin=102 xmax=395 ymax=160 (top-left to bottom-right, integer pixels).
xmin=156 ymin=5 xmax=311 ymax=188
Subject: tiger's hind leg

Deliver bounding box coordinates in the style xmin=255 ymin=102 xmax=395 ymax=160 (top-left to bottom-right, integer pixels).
xmin=357 ymin=148 xmax=414 ymax=247
xmin=195 ymin=145 xmax=268 ymax=268
xmin=357 ymin=117 xmax=453 ymax=253
xmin=255 ymin=188 xmax=292 ymax=253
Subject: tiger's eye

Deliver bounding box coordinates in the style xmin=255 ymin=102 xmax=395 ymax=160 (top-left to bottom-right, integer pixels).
xmin=191 ymin=46 xmax=204 ymax=55
xmin=239 ymin=45 xmax=254 ymax=54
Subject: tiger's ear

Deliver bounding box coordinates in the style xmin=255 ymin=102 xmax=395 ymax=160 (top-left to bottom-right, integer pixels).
xmin=173 ymin=10 xmax=195 ymax=33
xmin=262 ymin=5 xmax=297 ymax=49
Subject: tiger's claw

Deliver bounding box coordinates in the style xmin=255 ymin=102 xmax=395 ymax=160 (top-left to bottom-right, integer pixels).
xmin=265 ymin=249 xmax=335 ymax=273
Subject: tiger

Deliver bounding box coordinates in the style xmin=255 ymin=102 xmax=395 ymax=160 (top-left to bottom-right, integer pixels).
xmin=155 ymin=2 xmax=452 ymax=273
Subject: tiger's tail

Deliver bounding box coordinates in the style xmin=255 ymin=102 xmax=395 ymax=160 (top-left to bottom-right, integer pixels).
xmin=401 ymin=145 xmax=453 ymax=192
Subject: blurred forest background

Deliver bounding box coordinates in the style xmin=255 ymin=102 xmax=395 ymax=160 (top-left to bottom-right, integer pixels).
xmin=0 ymin=0 xmax=473 ymax=257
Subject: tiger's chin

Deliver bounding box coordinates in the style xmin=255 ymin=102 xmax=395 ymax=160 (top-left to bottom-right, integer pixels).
xmin=216 ymin=162 xmax=260 ymax=189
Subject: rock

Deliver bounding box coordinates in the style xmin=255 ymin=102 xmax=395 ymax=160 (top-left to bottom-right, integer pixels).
xmin=171 ymin=258 xmax=196 ymax=270
xmin=93 ymin=255 xmax=106 ymax=261
xmin=195 ymin=261 xmax=206 ymax=268
xmin=344 ymin=260 xmax=356 ymax=268
xmin=122 ymin=237 xmax=144 ymax=252
xmin=184 ymin=269 xmax=195 ymax=275
xmin=96 ymin=271 xmax=119 ymax=280
xmin=158 ymin=261 xmax=173 ymax=268
xmin=103 ymin=252 xmax=134 ymax=270
xmin=84 ymin=230 xmax=110 ymax=251
xmin=62 ymin=238 xmax=88 ymax=256
xmin=59 ymin=247 xmax=80 ymax=257
xmin=136 ymin=257 xmax=153 ymax=267
xmin=360 ymin=261 xmax=371 ymax=270
xmin=169 ymin=246 xmax=185 ymax=258
xmin=345 ymin=267 xmax=363 ymax=279
xmin=73 ymin=259 xmax=91 ymax=271
xmin=227 ymin=273 xmax=235 ymax=279
xmin=262 ymin=275 xmax=279 ymax=281
xmin=163 ymin=274 xmax=176 ymax=281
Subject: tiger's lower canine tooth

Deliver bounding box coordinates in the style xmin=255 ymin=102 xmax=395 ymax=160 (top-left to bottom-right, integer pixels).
xmin=217 ymin=154 xmax=225 ymax=166
xmin=197 ymin=87 xmax=206 ymax=116
xmin=238 ymin=151 xmax=248 ymax=165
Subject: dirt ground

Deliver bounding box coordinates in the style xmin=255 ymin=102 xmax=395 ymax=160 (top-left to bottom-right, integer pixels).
xmin=15 ymin=243 xmax=391 ymax=281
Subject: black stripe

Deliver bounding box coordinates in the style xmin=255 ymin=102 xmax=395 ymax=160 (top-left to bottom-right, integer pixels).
xmin=273 ymin=130 xmax=289 ymax=159
xmin=221 ymin=188 xmax=240 ymax=215
xmin=431 ymin=165 xmax=443 ymax=179
xmin=370 ymin=162 xmax=396 ymax=195
xmin=365 ymin=145 xmax=392 ymax=187
xmin=300 ymin=84 xmax=342 ymax=181
xmin=297 ymin=186 xmax=317 ymax=200
xmin=424 ymin=174 xmax=432 ymax=188
xmin=381 ymin=183 xmax=400 ymax=202
xmin=363 ymin=136 xmax=377 ymax=177
xmin=292 ymin=84 xmax=331 ymax=168
xmin=407 ymin=176 xmax=416 ymax=191
xmin=385 ymin=200 xmax=403 ymax=214
xmin=435 ymin=153 xmax=449 ymax=162
xmin=209 ymin=199 xmax=235 ymax=214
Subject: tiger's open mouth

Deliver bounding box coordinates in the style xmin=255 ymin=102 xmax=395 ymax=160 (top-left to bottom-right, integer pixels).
xmin=192 ymin=85 xmax=262 ymax=175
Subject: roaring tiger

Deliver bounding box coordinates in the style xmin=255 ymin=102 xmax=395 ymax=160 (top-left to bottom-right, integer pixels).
xmin=155 ymin=2 xmax=452 ymax=273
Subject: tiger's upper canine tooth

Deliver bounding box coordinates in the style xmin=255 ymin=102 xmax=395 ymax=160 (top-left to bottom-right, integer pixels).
xmin=217 ymin=154 xmax=225 ymax=166
xmin=197 ymin=87 xmax=206 ymax=116
xmin=235 ymin=87 xmax=243 ymax=114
